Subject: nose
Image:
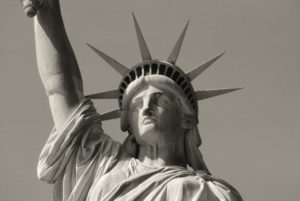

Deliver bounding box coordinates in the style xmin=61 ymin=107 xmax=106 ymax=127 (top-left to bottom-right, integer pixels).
xmin=143 ymin=107 xmax=154 ymax=116
xmin=142 ymin=96 xmax=154 ymax=116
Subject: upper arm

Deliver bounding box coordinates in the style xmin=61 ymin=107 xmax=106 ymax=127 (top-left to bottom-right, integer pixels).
xmin=34 ymin=5 xmax=85 ymax=129
xmin=45 ymin=72 xmax=84 ymax=129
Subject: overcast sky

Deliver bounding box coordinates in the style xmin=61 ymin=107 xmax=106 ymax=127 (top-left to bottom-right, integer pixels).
xmin=0 ymin=0 xmax=300 ymax=200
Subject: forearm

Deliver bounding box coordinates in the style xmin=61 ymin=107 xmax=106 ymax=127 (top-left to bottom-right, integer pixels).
xmin=34 ymin=1 xmax=84 ymax=127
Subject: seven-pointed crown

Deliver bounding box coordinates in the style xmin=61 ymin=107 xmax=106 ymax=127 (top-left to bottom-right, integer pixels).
xmin=86 ymin=13 xmax=241 ymax=122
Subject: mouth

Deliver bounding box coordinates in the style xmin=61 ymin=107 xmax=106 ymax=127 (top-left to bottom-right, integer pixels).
xmin=142 ymin=117 xmax=157 ymax=125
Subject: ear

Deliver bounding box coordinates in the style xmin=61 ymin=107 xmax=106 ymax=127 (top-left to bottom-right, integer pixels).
xmin=182 ymin=114 xmax=194 ymax=130
xmin=120 ymin=110 xmax=130 ymax=132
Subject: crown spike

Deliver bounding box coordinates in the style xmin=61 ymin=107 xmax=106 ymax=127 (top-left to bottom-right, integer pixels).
xmin=85 ymin=89 xmax=119 ymax=99
xmin=167 ymin=21 xmax=189 ymax=64
xmin=195 ymin=88 xmax=242 ymax=101
xmin=132 ymin=13 xmax=152 ymax=61
xmin=87 ymin=43 xmax=129 ymax=76
xmin=100 ymin=109 xmax=121 ymax=121
xmin=186 ymin=52 xmax=225 ymax=81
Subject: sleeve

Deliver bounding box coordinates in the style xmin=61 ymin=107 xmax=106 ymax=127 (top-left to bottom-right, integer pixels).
xmin=37 ymin=99 xmax=122 ymax=201
xmin=165 ymin=171 xmax=243 ymax=201
xmin=197 ymin=173 xmax=243 ymax=201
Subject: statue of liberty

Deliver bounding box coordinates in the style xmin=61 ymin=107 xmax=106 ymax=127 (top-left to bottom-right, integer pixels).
xmin=20 ymin=0 xmax=243 ymax=200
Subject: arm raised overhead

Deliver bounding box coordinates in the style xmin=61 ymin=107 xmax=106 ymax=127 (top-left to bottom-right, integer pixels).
xmin=23 ymin=0 xmax=84 ymax=129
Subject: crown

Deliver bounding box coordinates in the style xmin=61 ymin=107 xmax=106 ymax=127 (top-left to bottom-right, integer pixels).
xmin=86 ymin=13 xmax=241 ymax=121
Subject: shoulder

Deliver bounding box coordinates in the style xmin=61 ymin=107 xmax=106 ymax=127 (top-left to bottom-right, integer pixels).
xmin=198 ymin=172 xmax=243 ymax=201
xmin=167 ymin=170 xmax=243 ymax=201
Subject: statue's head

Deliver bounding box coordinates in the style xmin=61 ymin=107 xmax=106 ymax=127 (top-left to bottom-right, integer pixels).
xmin=120 ymin=73 xmax=196 ymax=146
xmin=86 ymin=14 xmax=241 ymax=172
xmin=118 ymin=60 xmax=197 ymax=134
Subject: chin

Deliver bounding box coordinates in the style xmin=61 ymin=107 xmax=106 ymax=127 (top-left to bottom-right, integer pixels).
xmin=136 ymin=125 xmax=161 ymax=144
xmin=139 ymin=124 xmax=157 ymax=135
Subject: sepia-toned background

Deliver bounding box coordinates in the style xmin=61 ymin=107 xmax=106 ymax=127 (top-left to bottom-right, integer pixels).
xmin=0 ymin=0 xmax=299 ymax=200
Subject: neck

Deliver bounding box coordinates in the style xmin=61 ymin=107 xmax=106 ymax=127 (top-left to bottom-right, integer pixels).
xmin=137 ymin=134 xmax=186 ymax=168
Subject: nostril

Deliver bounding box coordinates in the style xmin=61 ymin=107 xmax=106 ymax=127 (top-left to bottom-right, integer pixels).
xmin=142 ymin=108 xmax=153 ymax=116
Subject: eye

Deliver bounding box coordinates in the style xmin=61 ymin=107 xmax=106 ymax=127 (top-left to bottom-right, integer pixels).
xmin=130 ymin=97 xmax=143 ymax=111
xmin=155 ymin=93 xmax=170 ymax=106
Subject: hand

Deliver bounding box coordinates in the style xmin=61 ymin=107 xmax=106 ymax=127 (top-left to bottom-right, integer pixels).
xmin=20 ymin=0 xmax=44 ymax=17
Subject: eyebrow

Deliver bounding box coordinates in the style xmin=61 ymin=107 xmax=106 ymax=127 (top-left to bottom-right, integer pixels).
xmin=131 ymin=92 xmax=163 ymax=103
xmin=131 ymin=93 xmax=146 ymax=105
xmin=131 ymin=96 xmax=143 ymax=104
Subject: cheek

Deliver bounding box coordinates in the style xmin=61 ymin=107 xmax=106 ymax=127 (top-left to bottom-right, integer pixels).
xmin=161 ymin=107 xmax=182 ymax=122
xmin=129 ymin=110 xmax=143 ymax=133
xmin=159 ymin=108 xmax=183 ymax=131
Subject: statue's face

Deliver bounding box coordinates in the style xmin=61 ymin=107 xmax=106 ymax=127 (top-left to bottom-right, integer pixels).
xmin=129 ymin=85 xmax=185 ymax=146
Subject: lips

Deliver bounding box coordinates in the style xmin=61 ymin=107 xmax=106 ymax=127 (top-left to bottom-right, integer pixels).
xmin=142 ymin=117 xmax=157 ymax=124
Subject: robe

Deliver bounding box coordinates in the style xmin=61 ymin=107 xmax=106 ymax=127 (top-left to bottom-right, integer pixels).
xmin=37 ymin=100 xmax=243 ymax=201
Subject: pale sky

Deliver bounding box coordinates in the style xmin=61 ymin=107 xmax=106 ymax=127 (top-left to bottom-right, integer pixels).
xmin=0 ymin=0 xmax=300 ymax=200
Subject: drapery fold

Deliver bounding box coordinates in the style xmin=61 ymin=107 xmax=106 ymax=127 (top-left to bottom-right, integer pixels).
xmin=37 ymin=100 xmax=122 ymax=201
xmin=37 ymin=99 xmax=242 ymax=201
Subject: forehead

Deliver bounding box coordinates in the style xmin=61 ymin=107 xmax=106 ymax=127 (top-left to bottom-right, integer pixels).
xmin=132 ymin=85 xmax=175 ymax=100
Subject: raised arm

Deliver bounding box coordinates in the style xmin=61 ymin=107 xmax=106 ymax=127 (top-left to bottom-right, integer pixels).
xmin=24 ymin=0 xmax=84 ymax=129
